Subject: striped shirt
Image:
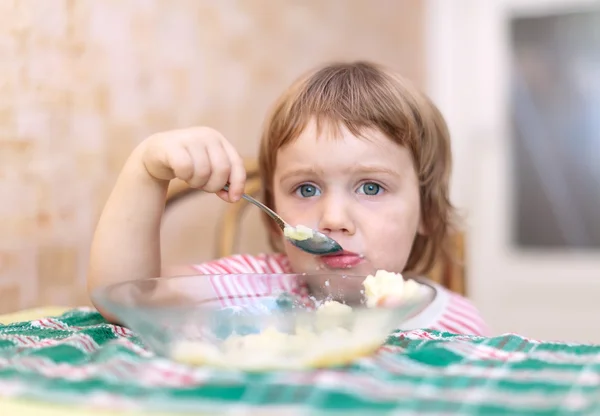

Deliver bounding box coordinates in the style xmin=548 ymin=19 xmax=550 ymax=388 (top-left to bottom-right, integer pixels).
xmin=191 ymin=253 xmax=490 ymax=336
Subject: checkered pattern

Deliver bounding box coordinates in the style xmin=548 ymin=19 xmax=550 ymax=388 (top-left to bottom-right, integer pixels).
xmin=0 ymin=308 xmax=599 ymax=414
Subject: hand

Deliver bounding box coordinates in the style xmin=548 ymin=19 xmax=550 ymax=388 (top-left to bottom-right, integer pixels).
xmin=140 ymin=126 xmax=246 ymax=202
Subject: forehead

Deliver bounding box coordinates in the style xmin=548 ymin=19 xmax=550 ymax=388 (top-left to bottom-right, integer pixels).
xmin=275 ymin=119 xmax=414 ymax=173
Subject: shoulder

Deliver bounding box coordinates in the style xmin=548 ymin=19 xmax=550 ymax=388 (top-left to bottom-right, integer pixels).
xmin=403 ymin=280 xmax=491 ymax=336
xmin=434 ymin=288 xmax=491 ymax=336
xmin=190 ymin=253 xmax=292 ymax=274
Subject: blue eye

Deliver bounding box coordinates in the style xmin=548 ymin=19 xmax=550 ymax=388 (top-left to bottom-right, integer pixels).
xmin=295 ymin=184 xmax=320 ymax=198
xmin=358 ymin=182 xmax=383 ymax=196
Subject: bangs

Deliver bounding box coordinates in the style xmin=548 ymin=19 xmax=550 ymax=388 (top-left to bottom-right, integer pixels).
xmin=264 ymin=61 xmax=426 ymax=153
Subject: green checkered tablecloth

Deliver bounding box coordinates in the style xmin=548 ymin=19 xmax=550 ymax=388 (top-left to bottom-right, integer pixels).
xmin=0 ymin=307 xmax=599 ymax=415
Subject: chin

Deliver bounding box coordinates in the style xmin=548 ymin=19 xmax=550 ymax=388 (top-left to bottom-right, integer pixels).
xmin=319 ymin=263 xmax=374 ymax=276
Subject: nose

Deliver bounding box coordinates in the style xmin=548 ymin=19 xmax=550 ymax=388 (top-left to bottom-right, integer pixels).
xmin=317 ymin=194 xmax=356 ymax=235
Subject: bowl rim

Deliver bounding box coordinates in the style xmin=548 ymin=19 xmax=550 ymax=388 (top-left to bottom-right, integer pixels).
xmin=95 ymin=272 xmax=371 ymax=291
xmin=91 ymin=272 xmax=378 ymax=313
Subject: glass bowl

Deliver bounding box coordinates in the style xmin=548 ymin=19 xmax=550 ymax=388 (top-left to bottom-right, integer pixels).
xmin=91 ymin=273 xmax=427 ymax=371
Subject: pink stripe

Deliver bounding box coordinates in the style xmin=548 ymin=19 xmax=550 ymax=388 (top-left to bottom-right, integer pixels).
xmin=449 ymin=295 xmax=486 ymax=326
xmin=281 ymin=256 xmax=291 ymax=272
xmin=233 ymin=274 xmax=251 ymax=300
xmin=241 ymin=254 xmax=262 ymax=273
xmin=231 ymin=255 xmax=252 ymax=273
xmin=446 ymin=303 xmax=486 ymax=331
xmin=220 ymin=276 xmax=238 ymax=307
xmin=208 ymin=275 xmax=225 ymax=302
xmin=193 ymin=264 xmax=215 ymax=274
xmin=236 ymin=257 xmax=256 ymax=273
xmin=73 ymin=335 xmax=92 ymax=352
xmin=46 ymin=318 xmax=68 ymax=330
xmin=229 ymin=256 xmax=271 ymax=301
xmin=210 ymin=275 xmax=232 ymax=307
xmin=116 ymin=326 xmax=133 ymax=337
xmin=443 ymin=293 xmax=489 ymax=333
xmin=205 ymin=261 xmax=228 ymax=273
xmin=266 ymin=255 xmax=285 ymax=273
xmin=246 ymin=275 xmax=261 ymax=298
xmin=442 ymin=304 xmax=481 ymax=335
xmin=190 ymin=264 xmax=208 ymax=274
xmin=189 ymin=254 xmax=304 ymax=306
xmin=254 ymin=254 xmax=272 ymax=272
xmin=15 ymin=335 xmax=37 ymax=346
xmin=446 ymin=302 xmax=477 ymax=322
xmin=243 ymin=274 xmax=260 ymax=298
xmin=451 ymin=299 xmax=488 ymax=334
xmin=440 ymin=313 xmax=480 ymax=336
xmin=80 ymin=336 xmax=97 ymax=353
xmin=450 ymin=293 xmax=475 ymax=309
xmin=212 ymin=262 xmax=234 ymax=273
xmin=36 ymin=320 xmax=55 ymax=330
xmin=280 ymin=274 xmax=298 ymax=292
xmin=228 ymin=275 xmax=247 ymax=304
xmin=200 ymin=263 xmax=232 ymax=306
xmin=225 ymin=256 xmax=251 ymax=273
xmin=436 ymin=321 xmax=464 ymax=335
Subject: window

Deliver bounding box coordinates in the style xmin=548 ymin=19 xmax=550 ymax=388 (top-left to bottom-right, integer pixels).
xmin=510 ymin=9 xmax=600 ymax=248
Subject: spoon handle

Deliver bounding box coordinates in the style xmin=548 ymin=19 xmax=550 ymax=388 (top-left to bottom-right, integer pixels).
xmin=222 ymin=184 xmax=286 ymax=230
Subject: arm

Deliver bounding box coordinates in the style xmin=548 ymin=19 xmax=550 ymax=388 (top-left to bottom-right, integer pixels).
xmin=87 ymin=145 xmax=167 ymax=295
xmin=86 ymin=127 xmax=246 ymax=320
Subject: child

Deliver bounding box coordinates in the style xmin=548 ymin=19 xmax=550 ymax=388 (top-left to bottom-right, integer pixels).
xmin=88 ymin=61 xmax=490 ymax=336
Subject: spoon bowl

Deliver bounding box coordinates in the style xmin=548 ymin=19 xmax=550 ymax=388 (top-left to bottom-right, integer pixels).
xmin=287 ymin=228 xmax=343 ymax=255
xmin=223 ymin=185 xmax=343 ymax=256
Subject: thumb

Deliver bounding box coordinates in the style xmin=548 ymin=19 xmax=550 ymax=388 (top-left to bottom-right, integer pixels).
xmin=215 ymin=189 xmax=235 ymax=203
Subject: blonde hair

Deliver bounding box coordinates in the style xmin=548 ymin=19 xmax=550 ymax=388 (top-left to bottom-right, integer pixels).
xmin=258 ymin=61 xmax=456 ymax=275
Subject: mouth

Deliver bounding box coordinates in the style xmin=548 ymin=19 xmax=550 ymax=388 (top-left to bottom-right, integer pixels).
xmin=323 ymin=250 xmax=358 ymax=257
xmin=320 ymin=250 xmax=365 ymax=269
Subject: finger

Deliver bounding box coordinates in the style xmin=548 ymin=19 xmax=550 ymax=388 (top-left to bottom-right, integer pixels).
xmin=220 ymin=140 xmax=246 ymax=202
xmin=215 ymin=189 xmax=231 ymax=202
xmin=167 ymin=146 xmax=196 ymax=183
xmin=203 ymin=143 xmax=232 ymax=194
xmin=182 ymin=144 xmax=211 ymax=188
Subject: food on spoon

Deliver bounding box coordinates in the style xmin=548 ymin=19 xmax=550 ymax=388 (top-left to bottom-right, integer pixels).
xmin=283 ymin=224 xmax=314 ymax=241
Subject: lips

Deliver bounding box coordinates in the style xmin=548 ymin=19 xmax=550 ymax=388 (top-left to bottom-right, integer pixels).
xmin=320 ymin=250 xmax=364 ymax=269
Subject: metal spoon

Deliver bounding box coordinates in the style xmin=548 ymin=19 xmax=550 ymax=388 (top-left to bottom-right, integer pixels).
xmin=222 ymin=185 xmax=343 ymax=255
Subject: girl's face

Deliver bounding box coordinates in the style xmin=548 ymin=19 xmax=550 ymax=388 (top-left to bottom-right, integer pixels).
xmin=272 ymin=119 xmax=424 ymax=278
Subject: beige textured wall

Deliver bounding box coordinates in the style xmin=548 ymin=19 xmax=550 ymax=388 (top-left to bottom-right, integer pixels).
xmin=0 ymin=0 xmax=425 ymax=314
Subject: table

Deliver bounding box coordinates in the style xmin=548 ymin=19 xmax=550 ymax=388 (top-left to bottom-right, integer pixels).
xmin=0 ymin=307 xmax=171 ymax=416
xmin=1 ymin=307 xmax=599 ymax=415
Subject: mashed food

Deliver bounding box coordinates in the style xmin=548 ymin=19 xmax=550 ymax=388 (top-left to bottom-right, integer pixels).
xmin=363 ymin=270 xmax=419 ymax=307
xmin=171 ymin=270 xmax=420 ymax=369
xmin=283 ymin=224 xmax=314 ymax=241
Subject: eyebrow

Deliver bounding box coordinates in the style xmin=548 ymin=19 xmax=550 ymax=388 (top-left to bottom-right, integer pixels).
xmin=278 ymin=164 xmax=402 ymax=182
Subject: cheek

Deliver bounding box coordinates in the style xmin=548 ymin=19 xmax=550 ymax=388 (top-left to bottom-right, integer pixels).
xmin=274 ymin=194 xmax=318 ymax=226
xmin=364 ymin=198 xmax=420 ymax=235
xmin=366 ymin=219 xmax=415 ymax=251
xmin=361 ymin=204 xmax=420 ymax=264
